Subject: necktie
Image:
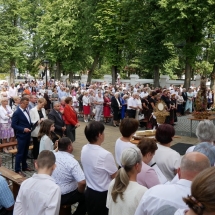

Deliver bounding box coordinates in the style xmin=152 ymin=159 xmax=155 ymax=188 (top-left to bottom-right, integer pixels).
xmin=57 ymin=112 xmax=62 ymax=120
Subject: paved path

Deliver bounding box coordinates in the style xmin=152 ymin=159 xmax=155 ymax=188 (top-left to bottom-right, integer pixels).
xmin=1 ymin=119 xmax=200 ymax=176
xmin=72 ymin=121 xmax=199 ymax=161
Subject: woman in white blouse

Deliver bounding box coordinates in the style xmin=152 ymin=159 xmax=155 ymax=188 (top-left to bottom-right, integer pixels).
xmin=38 ymin=119 xmax=56 ymax=153
xmin=83 ymin=91 xmax=90 ymax=122
xmin=29 ymin=98 xmax=47 ymax=159
xmin=0 ymin=97 xmax=14 ymax=153
xmin=107 ymin=147 xmax=148 ymax=215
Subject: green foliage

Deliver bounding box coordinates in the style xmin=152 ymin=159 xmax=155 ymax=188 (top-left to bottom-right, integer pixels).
xmin=0 ymin=0 xmax=28 ymax=64
xmin=1 ymin=0 xmax=215 ymax=84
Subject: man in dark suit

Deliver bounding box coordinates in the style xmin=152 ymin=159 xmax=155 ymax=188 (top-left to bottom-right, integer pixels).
xmin=48 ymin=101 xmax=66 ymax=137
xmin=11 ymin=97 xmax=33 ymax=177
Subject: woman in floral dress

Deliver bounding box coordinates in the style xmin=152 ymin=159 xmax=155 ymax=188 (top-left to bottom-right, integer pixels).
xmin=0 ymin=98 xmax=15 ymax=153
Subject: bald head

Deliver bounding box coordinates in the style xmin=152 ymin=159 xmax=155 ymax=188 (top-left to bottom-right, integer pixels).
xmin=179 ymin=152 xmax=210 ymax=181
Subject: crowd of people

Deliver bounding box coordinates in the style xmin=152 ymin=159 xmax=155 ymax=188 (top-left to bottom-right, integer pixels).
xmin=0 ymin=79 xmax=215 ymax=215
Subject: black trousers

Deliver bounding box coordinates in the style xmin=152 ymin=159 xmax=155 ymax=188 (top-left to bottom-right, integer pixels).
xmin=9 ymin=98 xmax=14 ymax=108
xmin=61 ymin=189 xmax=86 ymax=215
xmin=85 ymin=187 xmax=108 ymax=215
xmin=127 ymin=109 xmax=136 ymax=118
xmin=32 ymin=137 xmax=40 ymax=160
xmin=66 ymin=124 xmax=76 ymax=142
xmin=0 ymin=207 xmax=13 ymax=215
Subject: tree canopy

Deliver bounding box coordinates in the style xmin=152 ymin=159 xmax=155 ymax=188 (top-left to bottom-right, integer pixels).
xmin=1 ymin=0 xmax=215 ymax=87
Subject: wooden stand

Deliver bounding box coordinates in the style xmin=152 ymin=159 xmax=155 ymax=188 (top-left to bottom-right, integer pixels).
xmin=0 ymin=166 xmax=26 ymax=199
xmin=188 ymin=116 xmax=215 ymax=137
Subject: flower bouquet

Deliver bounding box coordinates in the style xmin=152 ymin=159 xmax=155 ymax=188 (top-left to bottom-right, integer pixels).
xmin=192 ymin=111 xmax=211 ymax=119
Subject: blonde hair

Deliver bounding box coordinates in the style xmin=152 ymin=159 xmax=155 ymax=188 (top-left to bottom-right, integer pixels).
xmin=111 ymin=147 xmax=142 ymax=203
xmin=1 ymin=97 xmax=8 ymax=101
xmin=38 ymin=98 xmax=46 ymax=105
xmin=13 ymin=96 xmax=20 ymax=102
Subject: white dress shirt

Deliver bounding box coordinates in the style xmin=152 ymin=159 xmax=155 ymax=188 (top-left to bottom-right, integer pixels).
xmin=14 ymin=174 xmax=61 ymax=215
xmin=127 ymin=97 xmax=137 ymax=110
xmin=19 ymin=106 xmax=30 ymax=124
xmin=8 ymin=87 xmax=17 ymax=98
xmin=134 ymin=179 xmax=191 ymax=215
xmin=81 ymin=143 xmax=117 ymax=191
xmin=140 ymin=92 xmax=148 ymax=98
xmin=52 ymin=151 xmax=85 ymax=195
xmin=174 ymin=209 xmax=187 ymax=215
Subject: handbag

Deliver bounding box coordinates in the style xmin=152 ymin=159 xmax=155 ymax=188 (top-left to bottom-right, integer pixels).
xmin=138 ymin=113 xmax=144 ymax=120
xmin=92 ymin=108 xmax=96 ymax=114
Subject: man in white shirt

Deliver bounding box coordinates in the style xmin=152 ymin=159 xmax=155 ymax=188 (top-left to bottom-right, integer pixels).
xmin=140 ymin=88 xmax=148 ymax=99
xmin=127 ymin=93 xmax=138 ymax=118
xmin=39 ymin=85 xmax=46 ymax=96
xmin=134 ymin=152 xmax=210 ymax=215
xmin=8 ymin=83 xmax=17 ymax=107
xmin=14 ymin=150 xmax=61 ymax=215
xmin=52 ymin=137 xmax=86 ymax=215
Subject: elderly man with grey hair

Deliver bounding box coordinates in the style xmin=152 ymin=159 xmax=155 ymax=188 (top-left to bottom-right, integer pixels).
xmin=134 ymin=152 xmax=210 ymax=215
xmin=186 ymin=120 xmax=215 ymax=165
xmin=127 ymin=92 xmax=138 ymax=118
xmin=48 ymin=101 xmax=66 ymax=137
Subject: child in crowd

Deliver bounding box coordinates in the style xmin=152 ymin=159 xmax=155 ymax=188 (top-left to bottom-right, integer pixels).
xmin=13 ymin=150 xmax=61 ymax=215
xmin=38 ymin=119 xmax=57 ymax=153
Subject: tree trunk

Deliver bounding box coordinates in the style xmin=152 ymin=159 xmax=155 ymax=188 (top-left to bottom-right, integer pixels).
xmin=56 ymin=62 xmax=61 ymax=81
xmin=10 ymin=61 xmax=15 ymax=84
xmin=69 ymin=72 xmax=73 ymax=82
xmin=112 ymin=66 xmax=117 ymax=85
xmin=184 ymin=58 xmax=191 ymax=89
xmin=210 ymin=62 xmax=215 ymax=89
xmin=153 ymin=65 xmax=159 ymax=87
xmin=87 ymin=54 xmax=99 ymax=84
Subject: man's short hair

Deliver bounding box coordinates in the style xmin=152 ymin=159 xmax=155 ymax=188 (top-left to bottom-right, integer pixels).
xmin=58 ymin=137 xmax=72 ymax=151
xmin=84 ymin=121 xmax=105 ymax=143
xmin=20 ymin=97 xmax=29 ymax=103
xmin=119 ymin=118 xmax=139 ymax=138
xmin=53 ymin=101 xmax=60 ymax=107
xmin=37 ymin=150 xmax=55 ymax=169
